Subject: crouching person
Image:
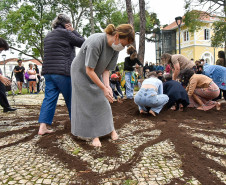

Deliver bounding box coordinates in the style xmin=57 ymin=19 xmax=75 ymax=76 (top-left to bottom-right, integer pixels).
xmin=163 ymin=73 xmax=189 ymax=111
xmin=134 ymin=71 xmax=169 ymax=116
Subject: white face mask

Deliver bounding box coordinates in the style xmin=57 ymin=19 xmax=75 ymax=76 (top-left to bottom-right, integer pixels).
xmin=111 ymin=39 xmax=125 ymax=52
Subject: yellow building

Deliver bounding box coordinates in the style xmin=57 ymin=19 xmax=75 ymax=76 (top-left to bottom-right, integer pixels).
xmin=156 ymin=12 xmax=224 ymax=64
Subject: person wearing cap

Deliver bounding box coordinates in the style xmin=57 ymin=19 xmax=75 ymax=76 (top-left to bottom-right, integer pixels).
xmin=110 ymin=73 xmax=123 ymax=102
xmin=0 ymin=38 xmax=17 ymax=112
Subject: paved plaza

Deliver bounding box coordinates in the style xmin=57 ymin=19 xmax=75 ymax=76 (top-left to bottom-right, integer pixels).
xmin=0 ymin=93 xmax=225 ymax=185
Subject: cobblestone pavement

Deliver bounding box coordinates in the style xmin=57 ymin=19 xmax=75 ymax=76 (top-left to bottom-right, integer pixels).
xmin=0 ymin=94 xmax=225 ymax=184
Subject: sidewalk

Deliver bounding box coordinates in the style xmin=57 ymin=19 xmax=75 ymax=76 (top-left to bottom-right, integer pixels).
xmin=6 ymin=93 xmax=65 ymax=106
xmin=0 ymin=94 xmax=225 ymax=185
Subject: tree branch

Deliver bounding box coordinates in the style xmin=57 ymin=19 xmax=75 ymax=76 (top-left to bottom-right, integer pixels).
xmin=9 ymin=46 xmax=42 ymax=64
xmin=200 ymin=1 xmax=210 ymax=10
xmin=75 ymin=8 xmax=86 ymax=31
xmin=211 ymin=0 xmax=224 ymax=6
xmin=207 ymin=5 xmax=222 ymax=15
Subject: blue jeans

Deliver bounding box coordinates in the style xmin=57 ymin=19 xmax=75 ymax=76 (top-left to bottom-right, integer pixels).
xmin=38 ymin=74 xmax=71 ymax=125
xmin=125 ymin=72 xmax=134 ymax=99
xmin=134 ymin=88 xmax=169 ymax=114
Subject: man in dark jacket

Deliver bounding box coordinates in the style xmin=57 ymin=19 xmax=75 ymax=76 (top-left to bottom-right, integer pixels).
xmin=38 ymin=14 xmax=85 ymax=135
xmin=0 ymin=38 xmax=17 ymax=112
xmin=163 ymin=74 xmax=189 ymax=111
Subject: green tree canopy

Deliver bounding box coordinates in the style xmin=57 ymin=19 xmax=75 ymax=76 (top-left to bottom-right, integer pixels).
xmin=0 ymin=0 xmax=57 ymax=62
xmin=0 ymin=0 xmax=161 ymax=61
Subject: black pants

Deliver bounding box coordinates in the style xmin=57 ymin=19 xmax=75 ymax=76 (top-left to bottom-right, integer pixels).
xmin=37 ymin=76 xmax=40 ymax=92
xmin=0 ymin=81 xmax=10 ymax=108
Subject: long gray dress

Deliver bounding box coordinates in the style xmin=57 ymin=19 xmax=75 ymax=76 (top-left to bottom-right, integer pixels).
xmin=71 ymin=33 xmax=119 ymax=138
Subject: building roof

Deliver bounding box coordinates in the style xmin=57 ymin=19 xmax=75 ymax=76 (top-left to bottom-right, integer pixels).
xmin=162 ymin=10 xmax=219 ymax=31
xmin=162 ymin=16 xmax=185 ymax=31
xmin=0 ymin=58 xmax=42 ymax=65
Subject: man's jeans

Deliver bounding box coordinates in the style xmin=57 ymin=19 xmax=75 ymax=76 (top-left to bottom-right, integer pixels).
xmin=38 ymin=74 xmax=71 ymax=125
xmin=134 ymin=88 xmax=169 ymax=114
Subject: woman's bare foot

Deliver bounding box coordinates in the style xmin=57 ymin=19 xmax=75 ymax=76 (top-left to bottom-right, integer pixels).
xmin=170 ymin=106 xmax=176 ymax=111
xmin=140 ymin=109 xmax=147 ymax=114
xmin=179 ymin=107 xmax=184 ymax=112
xmin=111 ymin=130 xmax=119 ymax=140
xmin=92 ymin=138 xmax=101 ymax=147
xmin=216 ymin=102 xmax=221 ymax=110
xmin=179 ymin=104 xmax=184 ymax=112
xmin=149 ymin=110 xmax=156 ymax=116
xmin=197 ymin=106 xmax=207 ymax=111
xmin=38 ymin=123 xmax=53 ymax=135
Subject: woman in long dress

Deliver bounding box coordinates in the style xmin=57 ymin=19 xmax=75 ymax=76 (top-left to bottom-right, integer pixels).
xmin=71 ymin=24 xmax=135 ymax=147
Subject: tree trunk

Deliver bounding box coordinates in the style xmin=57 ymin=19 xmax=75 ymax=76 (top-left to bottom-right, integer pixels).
xmin=138 ymin=0 xmax=146 ymax=65
xmin=125 ymin=0 xmax=136 ymax=48
xmin=89 ymin=0 xmax=95 ymax=34
xmin=224 ymin=0 xmax=226 ymax=53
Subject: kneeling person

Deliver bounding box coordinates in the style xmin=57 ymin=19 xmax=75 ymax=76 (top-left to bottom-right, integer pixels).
xmin=163 ymin=74 xmax=189 ymax=111
xmin=134 ymin=71 xmax=169 ymax=116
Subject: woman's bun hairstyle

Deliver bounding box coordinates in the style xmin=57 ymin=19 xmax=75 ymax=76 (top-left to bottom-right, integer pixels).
xmin=127 ymin=45 xmax=136 ymax=55
xmin=52 ymin=13 xmax=71 ymax=29
xmin=127 ymin=45 xmax=137 ymax=60
xmin=105 ymin=24 xmax=135 ymax=43
xmin=105 ymin=24 xmax=116 ymax=35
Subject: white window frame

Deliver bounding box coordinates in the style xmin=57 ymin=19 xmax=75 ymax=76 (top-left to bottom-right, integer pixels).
xmin=204 ymin=28 xmax=210 ymax=40
xmin=201 ymin=52 xmax=214 ymax=65
xmin=183 ymin=30 xmax=189 ymax=42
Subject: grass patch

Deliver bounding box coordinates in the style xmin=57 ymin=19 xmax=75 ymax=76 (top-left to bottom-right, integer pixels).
xmin=7 ymin=88 xmax=29 ymax=95
xmin=123 ymin=179 xmax=138 ymax=185
xmin=97 ymin=158 xmax=104 ymax=162
xmin=72 ymin=148 xmax=80 ymax=155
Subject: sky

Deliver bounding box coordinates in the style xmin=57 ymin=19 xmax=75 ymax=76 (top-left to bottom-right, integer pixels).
xmin=1 ymin=0 xmax=187 ymax=63
xmin=117 ymin=0 xmax=186 ymax=64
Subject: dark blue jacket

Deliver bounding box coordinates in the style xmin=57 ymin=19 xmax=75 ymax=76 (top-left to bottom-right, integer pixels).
xmin=163 ymin=80 xmax=189 ymax=109
xmin=42 ymin=25 xmax=85 ymax=76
